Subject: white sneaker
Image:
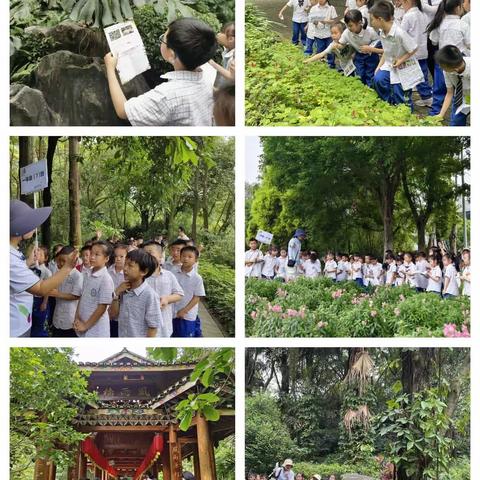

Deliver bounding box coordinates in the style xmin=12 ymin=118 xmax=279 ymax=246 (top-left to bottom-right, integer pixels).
xmin=415 ymin=98 xmax=433 ymax=107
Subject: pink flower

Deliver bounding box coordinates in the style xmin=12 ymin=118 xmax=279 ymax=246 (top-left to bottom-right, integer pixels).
xmin=399 ymin=294 xmax=405 ymax=301
xmin=460 ymin=324 xmax=470 ymax=337
xmin=370 ymin=310 xmax=377 ymax=317
xmin=332 ymin=289 xmax=343 ymax=299
xmin=299 ymin=307 xmax=306 ymax=318
xmin=443 ymin=323 xmax=457 ymax=337
xmin=271 ymin=304 xmax=282 ymax=313
xmin=250 ymin=311 xmax=257 ymax=319
xmin=287 ymin=309 xmax=298 ymax=317
xmin=394 ymin=308 xmax=401 ymax=316
xmin=317 ymin=321 xmax=328 ymax=329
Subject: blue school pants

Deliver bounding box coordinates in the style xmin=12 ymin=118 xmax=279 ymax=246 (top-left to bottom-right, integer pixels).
xmin=443 ymin=293 xmax=457 ymax=300
xmin=450 ymin=109 xmax=468 ymax=127
xmin=429 ymin=62 xmax=446 ymax=115
xmin=417 ymin=58 xmax=432 ymax=100
xmin=304 ymin=37 xmax=320 ymax=55
xmin=172 ymin=316 xmax=202 ymax=337
xmin=315 ymin=37 xmax=335 ymax=68
xmin=374 ymin=70 xmax=412 ymax=110
xmin=355 ymin=278 xmax=364 ymax=288
xmin=353 ymin=52 xmax=379 ymax=87
xmin=292 ymin=21 xmax=307 ymax=46
xmin=31 ymin=296 xmax=50 ymax=337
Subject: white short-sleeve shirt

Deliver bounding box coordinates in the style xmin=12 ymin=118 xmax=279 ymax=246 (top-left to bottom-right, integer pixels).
xmin=443 ymin=57 xmax=470 ymax=94
xmin=77 ymin=266 xmax=114 ymax=337
xmin=108 ymin=265 xmax=125 ymax=290
xmin=276 ymin=257 xmax=288 ymax=278
xmin=245 ymin=249 xmax=263 ymax=278
xmin=146 ymin=269 xmax=184 ymax=337
xmin=415 ymin=259 xmax=429 ymax=290
xmin=352 ymin=261 xmax=363 ymax=280
xmin=345 ymin=0 xmax=357 ymax=10
xmin=462 ymin=11 xmax=470 ymax=27
xmin=10 ymin=246 xmax=40 ymax=336
xmin=173 ymin=268 xmax=206 ymax=321
xmin=287 ymin=0 xmax=311 ymax=23
xmin=304 ymin=259 xmax=321 ymax=278
xmin=324 ymin=259 xmax=337 ymax=279
xmin=379 ymin=23 xmax=418 ymax=83
xmin=429 ymin=15 xmax=470 ymax=53
xmin=340 ymin=27 xmax=380 ymax=52
xmin=421 ymin=0 xmax=442 ymax=23
xmin=386 ymin=263 xmax=397 ymax=285
xmin=395 ymin=264 xmax=406 ymax=286
xmin=53 ymin=269 xmax=84 ymax=330
xmin=118 ymin=282 xmax=163 ymax=337
xmin=427 ymin=265 xmax=442 ymax=293
xmin=336 ymin=260 xmax=348 ymax=281
xmin=370 ymin=263 xmax=384 ymax=286
xmin=309 ymin=4 xmax=337 ymax=39
xmin=404 ymin=262 xmax=418 ymax=288
xmin=401 ymin=7 xmax=429 ymax=60
xmin=462 ymin=265 xmax=470 ymax=296
xmin=444 ymin=264 xmax=459 ymax=296
xmin=262 ymin=254 xmax=278 ymax=277
xmin=124 ymin=71 xmax=214 ymax=126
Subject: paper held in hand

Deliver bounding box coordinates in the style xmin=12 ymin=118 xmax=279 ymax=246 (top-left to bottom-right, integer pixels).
xmin=104 ymin=21 xmax=150 ymax=84
xmin=342 ymin=59 xmax=356 ymax=77
xmin=395 ymin=58 xmax=424 ymax=91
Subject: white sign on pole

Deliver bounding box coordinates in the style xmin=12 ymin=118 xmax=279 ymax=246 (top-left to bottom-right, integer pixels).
xmin=20 ymin=159 xmax=48 ymax=195
xmin=256 ymin=230 xmax=273 ymax=245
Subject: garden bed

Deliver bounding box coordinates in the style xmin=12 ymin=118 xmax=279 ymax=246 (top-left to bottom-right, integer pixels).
xmin=246 ymin=277 xmax=470 ymax=337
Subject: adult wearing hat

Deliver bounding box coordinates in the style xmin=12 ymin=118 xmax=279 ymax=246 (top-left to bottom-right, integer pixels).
xmin=286 ymin=229 xmax=306 ymax=280
xmin=182 ymin=472 xmax=196 ymax=480
xmin=10 ymin=200 xmax=78 ymax=337
xmin=273 ymin=459 xmax=295 ymax=480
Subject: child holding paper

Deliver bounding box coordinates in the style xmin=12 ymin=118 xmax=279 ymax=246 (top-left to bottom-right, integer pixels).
xmin=104 ymin=18 xmax=218 ymax=126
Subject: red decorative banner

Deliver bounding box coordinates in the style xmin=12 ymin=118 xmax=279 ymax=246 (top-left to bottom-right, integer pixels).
xmin=81 ymin=437 xmax=119 ymax=478
xmin=134 ymin=434 xmax=164 ymax=480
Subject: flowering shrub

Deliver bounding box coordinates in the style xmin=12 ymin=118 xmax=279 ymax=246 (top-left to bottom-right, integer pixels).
xmin=245 ymin=277 xmax=470 ymax=338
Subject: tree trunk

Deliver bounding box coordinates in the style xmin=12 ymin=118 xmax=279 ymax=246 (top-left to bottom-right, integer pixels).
xmin=140 ymin=210 xmax=150 ymax=232
xmin=68 ymin=137 xmax=82 ymax=247
xmin=416 ymin=220 xmax=426 ymax=252
xmin=279 ymin=349 xmax=290 ymax=395
xmin=382 ymin=194 xmax=394 ymax=254
xmin=449 ymin=224 xmax=457 ymax=254
xmin=19 ymin=137 xmax=34 ymax=206
xmin=41 ymin=137 xmax=59 ymax=249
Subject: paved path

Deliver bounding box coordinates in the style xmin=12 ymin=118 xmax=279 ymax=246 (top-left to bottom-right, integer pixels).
xmin=199 ymin=300 xmax=225 ymax=337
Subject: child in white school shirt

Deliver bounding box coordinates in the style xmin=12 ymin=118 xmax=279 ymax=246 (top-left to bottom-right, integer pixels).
xmin=324 ymin=252 xmax=337 ymax=280
xmin=415 ymin=251 xmax=429 ymax=292
xmin=385 ymin=253 xmax=397 ymax=286
xmin=104 ymin=18 xmax=218 ymax=126
xmin=352 ymin=254 xmax=364 ymax=287
xmin=426 ymin=255 xmax=442 ymax=295
xmin=275 ymin=248 xmax=289 ymax=282
xmin=308 ymin=0 xmax=338 ymax=68
xmin=245 ymin=239 xmax=264 ymax=278
xmin=369 ymin=257 xmax=384 ymax=286
xmin=442 ymin=253 xmax=459 ymax=299
xmin=262 ymin=246 xmax=280 ymax=280
xmin=460 ymin=248 xmax=470 ymax=296
xmin=403 ymin=252 xmax=418 ymax=289
xmin=336 ymin=253 xmax=349 ymax=281
xmin=279 ymin=0 xmax=312 ymax=46
xmin=395 ymin=255 xmax=406 ymax=286
xmin=303 ymin=251 xmax=322 ymax=278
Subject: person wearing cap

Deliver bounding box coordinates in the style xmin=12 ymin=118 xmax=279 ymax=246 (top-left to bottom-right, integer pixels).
xmin=274 ymin=459 xmax=295 ymax=480
xmin=182 ymin=472 xmax=196 ymax=480
xmin=286 ymin=229 xmax=306 ymax=280
xmin=10 ymin=200 xmax=78 ymax=337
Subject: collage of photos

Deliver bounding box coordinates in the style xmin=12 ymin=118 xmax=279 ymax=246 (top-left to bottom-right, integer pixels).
xmin=5 ymin=0 xmax=475 ymax=479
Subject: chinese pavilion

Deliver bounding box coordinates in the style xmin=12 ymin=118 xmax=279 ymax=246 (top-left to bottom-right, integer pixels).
xmin=35 ymin=348 xmax=235 ymax=480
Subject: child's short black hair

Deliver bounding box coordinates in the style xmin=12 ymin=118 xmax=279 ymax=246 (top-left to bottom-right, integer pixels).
xmin=166 ymin=18 xmax=217 ymax=71
xmin=310 ymin=251 xmax=319 ymax=262
xmin=114 ymin=243 xmax=128 ymax=252
xmin=214 ymin=85 xmax=235 ymax=126
xmin=170 ymin=239 xmax=188 ymax=247
xmin=126 ymin=249 xmax=158 ymax=279
xmin=80 ymin=245 xmax=92 ymax=253
xmin=434 ymin=45 xmax=464 ymax=68
xmin=56 ymin=245 xmax=75 ymax=257
xmin=344 ymin=9 xmax=367 ymax=28
xmin=386 ymin=253 xmax=395 ymax=261
xmin=221 ymin=21 xmax=235 ymax=34
xmin=370 ymin=0 xmax=394 ymax=20
xmin=249 ymin=238 xmax=257 ymax=243
xmin=142 ymin=240 xmax=164 ymax=256
xmin=416 ymin=251 xmax=426 ymax=258
xmin=91 ymin=240 xmax=114 ymax=259
xmin=181 ymin=245 xmax=200 ymax=258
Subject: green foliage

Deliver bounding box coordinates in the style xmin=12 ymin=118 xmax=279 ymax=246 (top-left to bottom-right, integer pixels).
xmin=246 ymin=278 xmax=470 ymax=337
xmin=447 ymin=457 xmax=470 ymax=480
xmin=198 ymin=230 xmax=235 ymax=268
xmin=10 ymin=348 xmax=96 ymax=475
xmin=246 ymin=393 xmax=299 ymax=474
xmin=293 ymin=460 xmax=380 ymax=478
xmin=215 ymin=436 xmax=235 ymax=480
xmin=199 ymin=260 xmax=235 ymax=336
xmin=378 ymin=390 xmax=453 ymax=479
xmin=245 ymin=5 xmax=440 ymax=127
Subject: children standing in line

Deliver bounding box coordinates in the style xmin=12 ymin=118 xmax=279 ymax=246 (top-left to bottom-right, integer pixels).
xmin=165 ymin=239 xmax=188 ymax=272
xmin=50 ymin=246 xmax=84 ymax=337
xmin=352 ymin=254 xmax=364 ymax=287
xmin=442 ymin=253 xmax=459 ymax=299
xmin=415 ymin=252 xmax=429 ymax=292
xmin=108 ymin=243 xmax=128 ymax=337
xmin=275 ymin=248 xmax=289 ymax=282
xmin=370 ymin=0 xmax=418 ymax=108
xmin=385 ymin=253 xmax=397 ymax=286
xmin=110 ymin=250 xmax=163 ymax=338
xmin=172 ymin=246 xmax=206 ymax=337
xmin=426 ymin=255 xmax=442 ymax=295
xmin=369 ymin=257 xmax=384 ymax=286
xmin=304 ymin=251 xmax=322 ymax=278
xmin=279 ymin=0 xmax=312 ymax=46
xmin=143 ymin=241 xmax=184 ymax=338
xmin=324 ymin=252 xmax=337 ymax=280
xmin=74 ymin=241 xmax=114 ymax=337
xmin=336 ymin=253 xmax=349 ymax=281
xmin=245 ymin=239 xmax=264 ymax=278
xmin=262 ymin=246 xmax=279 ymax=280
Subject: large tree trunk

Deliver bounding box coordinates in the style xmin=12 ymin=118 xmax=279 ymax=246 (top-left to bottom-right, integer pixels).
xmin=68 ymin=137 xmax=82 ymax=247
xmin=19 ymin=137 xmax=34 ymax=206
xmin=416 ymin=220 xmax=426 ymax=252
xmin=140 ymin=210 xmax=150 ymax=232
xmin=382 ymin=194 xmax=394 ymax=254
xmin=41 ymin=137 xmax=59 ymax=249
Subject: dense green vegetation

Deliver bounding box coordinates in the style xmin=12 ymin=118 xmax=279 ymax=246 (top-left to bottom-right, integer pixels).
xmin=245 ymin=5 xmax=440 ymax=126
xmin=246 ymin=348 xmax=470 ymax=479
xmin=246 ymin=277 xmax=470 ymax=338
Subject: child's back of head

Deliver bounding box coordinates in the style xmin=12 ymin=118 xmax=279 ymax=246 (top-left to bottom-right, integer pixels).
xmin=214 ymin=85 xmax=235 ymax=126
xmin=167 ymin=18 xmax=218 ymax=71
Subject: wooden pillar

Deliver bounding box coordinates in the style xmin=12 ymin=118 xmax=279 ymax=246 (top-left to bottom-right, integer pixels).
xmin=47 ymin=462 xmax=56 ymax=480
xmin=169 ymin=425 xmax=182 ymax=480
xmin=34 ymin=458 xmax=49 ymax=480
xmin=78 ymin=451 xmax=87 ymax=478
xmin=196 ymin=415 xmax=216 ymax=480
xmin=162 ymin=433 xmax=172 ymax=480
xmin=193 ymin=445 xmax=201 ymax=479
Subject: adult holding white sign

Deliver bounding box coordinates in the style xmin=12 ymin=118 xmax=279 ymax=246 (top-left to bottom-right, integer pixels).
xmin=10 ymin=200 xmax=78 ymax=337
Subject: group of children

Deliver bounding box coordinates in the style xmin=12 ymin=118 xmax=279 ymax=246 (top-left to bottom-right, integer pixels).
xmin=246 ymin=238 xmax=471 ymax=298
xmin=280 ymin=0 xmax=470 ymax=125
xmin=27 ymin=235 xmax=206 ymax=338
xmin=104 ymin=18 xmax=235 ymax=126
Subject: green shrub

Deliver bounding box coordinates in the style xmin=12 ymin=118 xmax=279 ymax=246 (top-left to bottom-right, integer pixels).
xmin=198 ymin=230 xmax=235 ymax=269
xmin=199 ymin=260 xmax=234 ymax=336
xmin=293 ymin=460 xmax=380 ymax=478
xmin=447 ymin=457 xmax=470 ymax=480
xmin=245 ymin=4 xmax=440 ymax=127
xmin=246 ymin=278 xmax=470 ymax=337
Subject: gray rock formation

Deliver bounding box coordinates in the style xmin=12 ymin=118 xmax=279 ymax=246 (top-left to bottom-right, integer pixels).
xmin=10 ymin=84 xmax=60 ymax=126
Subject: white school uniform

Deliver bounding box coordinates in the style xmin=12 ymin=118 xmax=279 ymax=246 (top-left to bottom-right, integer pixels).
xmin=358 ymin=4 xmax=369 ymax=25
xmin=401 ymin=7 xmax=429 ymax=60
xmin=370 ymin=263 xmax=384 ymax=286
xmin=304 ymin=259 xmax=321 ymax=278
xmin=345 ymin=0 xmax=357 ymax=10
xmin=344 ymin=261 xmax=352 ymax=280
xmin=421 ymin=0 xmax=442 ymax=24
xmin=429 ymin=15 xmax=470 ymax=54
xmin=395 ymin=264 xmax=406 ymax=286
xmin=443 ymin=57 xmax=470 ymax=97
xmin=339 ymin=27 xmax=380 ymax=53
xmin=385 ymin=262 xmax=397 ymax=285
xmin=404 ymin=262 xmax=417 ymax=288
xmin=53 ymin=269 xmax=84 ymax=331
xmin=394 ymin=6 xmax=405 ymax=24
xmin=245 ymin=249 xmax=263 ymax=278
xmin=262 ymin=254 xmax=278 ymax=278
xmin=443 ymin=264 xmax=459 ymax=296
xmin=379 ymin=23 xmax=418 ymax=84
xmin=363 ymin=263 xmax=372 ymax=286
xmin=324 ymin=259 xmax=337 ymax=279
xmin=352 ymin=261 xmax=363 ymax=280
xmin=173 ymin=268 xmax=206 ymax=321
xmin=336 ymin=260 xmax=348 ymax=281
xmin=287 ymin=0 xmax=311 ymax=23
xmin=77 ymin=266 xmax=114 ymax=337
xmin=461 ymin=265 xmax=471 ymax=296
xmin=462 ymin=11 xmax=470 ymax=27
xmin=310 ymin=4 xmax=337 ymax=39
xmin=108 ymin=265 xmax=125 ymax=290
xmin=415 ymin=259 xmax=429 ymax=290
xmin=276 ymin=256 xmax=288 ymax=279
xmin=426 ymin=265 xmax=442 ymax=293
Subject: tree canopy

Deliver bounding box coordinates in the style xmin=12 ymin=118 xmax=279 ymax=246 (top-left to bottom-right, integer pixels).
xmin=247 ymin=137 xmax=470 ymax=256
